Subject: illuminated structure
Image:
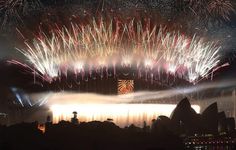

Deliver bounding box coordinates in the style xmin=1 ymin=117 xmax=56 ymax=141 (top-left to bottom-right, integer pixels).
xmin=118 ymin=80 xmax=134 ymax=95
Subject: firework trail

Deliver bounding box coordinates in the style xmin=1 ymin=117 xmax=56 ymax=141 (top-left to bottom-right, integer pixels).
xmin=208 ymin=0 xmax=235 ymax=21
xmin=0 ymin=0 xmax=42 ymax=29
xmin=10 ymin=19 xmax=221 ymax=84
xmin=184 ymin=0 xmax=235 ymax=21
xmin=15 ymin=35 xmax=61 ymax=82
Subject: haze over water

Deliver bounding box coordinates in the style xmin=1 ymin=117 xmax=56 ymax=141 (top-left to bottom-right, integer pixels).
xmin=47 ymin=92 xmax=200 ymax=127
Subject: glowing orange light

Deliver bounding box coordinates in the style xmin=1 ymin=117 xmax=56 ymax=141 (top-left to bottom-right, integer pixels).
xmin=50 ymin=104 xmax=200 ymax=127
xmin=37 ymin=124 xmax=46 ymax=133
xmin=118 ymin=80 xmax=134 ymax=94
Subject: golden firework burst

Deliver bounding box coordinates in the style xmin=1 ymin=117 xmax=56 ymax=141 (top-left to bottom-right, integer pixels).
xmin=118 ymin=80 xmax=134 ymax=94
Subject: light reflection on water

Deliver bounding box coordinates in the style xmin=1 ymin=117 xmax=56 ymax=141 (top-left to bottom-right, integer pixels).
xmin=186 ymin=145 xmax=235 ymax=150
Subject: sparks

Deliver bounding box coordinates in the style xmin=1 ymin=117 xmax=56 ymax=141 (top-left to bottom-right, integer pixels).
xmin=10 ymin=19 xmax=221 ymax=84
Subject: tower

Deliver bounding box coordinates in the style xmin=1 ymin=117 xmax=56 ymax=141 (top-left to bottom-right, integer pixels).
xmin=71 ymin=111 xmax=79 ymax=124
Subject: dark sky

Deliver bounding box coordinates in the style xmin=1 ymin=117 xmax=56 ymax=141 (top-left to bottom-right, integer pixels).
xmin=0 ymin=2 xmax=234 ymax=52
xmin=0 ymin=0 xmax=236 ymax=93
xmin=0 ymin=0 xmax=236 ymax=59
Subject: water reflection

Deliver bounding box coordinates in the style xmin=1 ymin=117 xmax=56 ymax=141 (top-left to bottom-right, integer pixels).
xmin=187 ymin=145 xmax=235 ymax=150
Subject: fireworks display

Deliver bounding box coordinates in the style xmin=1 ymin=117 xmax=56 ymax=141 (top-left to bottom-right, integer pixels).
xmin=180 ymin=0 xmax=235 ymax=20
xmin=0 ymin=0 xmax=235 ymax=133
xmin=208 ymin=0 xmax=235 ymax=21
xmin=118 ymin=80 xmax=134 ymax=94
xmin=10 ymin=19 xmax=221 ymax=84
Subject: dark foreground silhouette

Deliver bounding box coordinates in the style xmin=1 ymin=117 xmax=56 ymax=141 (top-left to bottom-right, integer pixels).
xmin=0 ymin=121 xmax=183 ymax=150
xmin=0 ymin=98 xmax=236 ymax=150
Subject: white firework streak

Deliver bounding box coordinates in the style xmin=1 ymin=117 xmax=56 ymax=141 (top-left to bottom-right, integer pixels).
xmin=183 ymin=37 xmax=221 ymax=82
xmin=15 ymin=35 xmax=61 ymax=81
xmin=162 ymin=32 xmax=189 ymax=73
xmin=10 ymin=20 xmax=221 ymax=84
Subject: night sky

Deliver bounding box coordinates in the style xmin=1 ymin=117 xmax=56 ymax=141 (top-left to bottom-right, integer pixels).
xmin=0 ymin=0 xmax=236 ymax=94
